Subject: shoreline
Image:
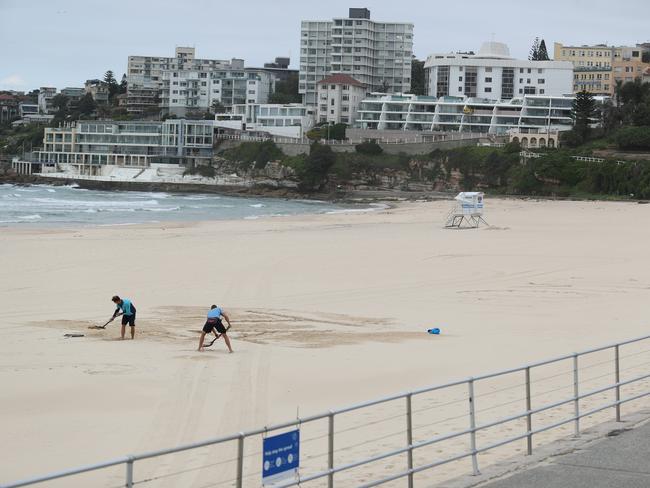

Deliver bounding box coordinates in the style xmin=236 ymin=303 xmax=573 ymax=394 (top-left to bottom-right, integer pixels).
xmin=2 ymin=173 xmax=647 ymax=205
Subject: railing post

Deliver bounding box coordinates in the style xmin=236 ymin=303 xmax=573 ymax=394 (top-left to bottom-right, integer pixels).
xmin=615 ymin=345 xmax=621 ymax=422
xmin=125 ymin=456 xmax=134 ymax=488
xmin=525 ymin=367 xmax=532 ymax=455
xmin=468 ymin=378 xmax=480 ymax=475
xmin=236 ymin=433 xmax=244 ymax=488
xmin=328 ymin=411 xmax=335 ymax=488
xmin=573 ymin=353 xmax=580 ymax=436
xmin=406 ymin=393 xmax=414 ymax=488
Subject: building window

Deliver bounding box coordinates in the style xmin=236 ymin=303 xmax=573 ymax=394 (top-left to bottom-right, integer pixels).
xmin=485 ymin=67 xmax=492 ymax=72
xmin=538 ymin=79 xmax=545 ymax=84
xmin=458 ymin=87 xmax=462 ymax=92
xmin=539 ymin=89 xmax=545 ymax=94
xmin=459 ymin=76 xmax=463 ymax=82
xmin=331 ymin=99 xmax=335 ymax=106
xmin=520 ymin=68 xmax=524 ymax=73
xmin=519 ymin=78 xmax=523 ymax=83
xmin=330 ymin=85 xmax=335 ymax=89
xmin=485 ymin=87 xmax=492 ymax=92
xmin=485 ymin=77 xmax=492 ymax=82
xmin=330 ymin=109 xmax=334 ymax=114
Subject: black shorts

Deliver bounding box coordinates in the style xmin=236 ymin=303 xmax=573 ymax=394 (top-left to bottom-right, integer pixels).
xmin=122 ymin=314 xmax=136 ymax=327
xmin=203 ymin=318 xmax=226 ymax=334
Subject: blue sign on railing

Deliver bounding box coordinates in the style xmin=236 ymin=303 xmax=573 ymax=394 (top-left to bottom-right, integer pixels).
xmin=262 ymin=429 xmax=300 ymax=485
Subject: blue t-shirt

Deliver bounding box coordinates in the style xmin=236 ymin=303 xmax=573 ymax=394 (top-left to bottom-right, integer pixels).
xmin=207 ymin=307 xmax=222 ymax=320
xmin=116 ymin=299 xmax=134 ymax=316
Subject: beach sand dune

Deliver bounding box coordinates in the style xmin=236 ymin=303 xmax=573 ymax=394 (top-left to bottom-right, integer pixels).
xmin=2 ymin=198 xmax=650 ymax=486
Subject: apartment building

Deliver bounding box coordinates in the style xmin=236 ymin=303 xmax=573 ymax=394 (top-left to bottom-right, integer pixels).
xmin=554 ymin=42 xmax=650 ymax=96
xmin=126 ymin=46 xmax=244 ymax=115
xmin=85 ymin=79 xmax=110 ymax=104
xmin=214 ymin=103 xmax=315 ymax=138
xmin=37 ymin=87 xmax=57 ymax=114
xmin=300 ymin=8 xmax=413 ymax=106
xmin=0 ymin=94 xmax=19 ymax=123
xmin=36 ymin=119 xmax=215 ymax=168
xmin=160 ymin=68 xmax=273 ymax=117
xmin=425 ymin=42 xmax=573 ymax=101
xmin=355 ymin=92 xmax=598 ymax=136
xmin=316 ymin=73 xmax=365 ymax=124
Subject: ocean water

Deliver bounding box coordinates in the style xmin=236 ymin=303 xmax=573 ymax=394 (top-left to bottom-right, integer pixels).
xmin=0 ymin=184 xmax=380 ymax=227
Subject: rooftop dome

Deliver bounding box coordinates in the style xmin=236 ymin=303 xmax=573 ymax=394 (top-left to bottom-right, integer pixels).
xmin=477 ymin=41 xmax=512 ymax=59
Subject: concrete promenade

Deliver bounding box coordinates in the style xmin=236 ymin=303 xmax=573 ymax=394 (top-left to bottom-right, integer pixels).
xmin=478 ymin=419 xmax=650 ymax=488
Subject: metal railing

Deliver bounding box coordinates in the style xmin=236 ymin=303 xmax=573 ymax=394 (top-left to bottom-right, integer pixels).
xmin=3 ymin=334 xmax=650 ymax=488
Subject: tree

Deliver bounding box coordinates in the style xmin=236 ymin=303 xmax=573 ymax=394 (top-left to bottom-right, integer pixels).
xmin=119 ymin=74 xmax=128 ymax=95
xmin=104 ymin=70 xmax=120 ymax=101
xmin=355 ymin=140 xmax=383 ymax=155
xmin=409 ymin=58 xmax=426 ymax=95
xmin=298 ymin=142 xmax=336 ymax=191
xmin=528 ymin=37 xmax=540 ymax=61
xmin=268 ymin=73 xmax=301 ymax=104
xmin=77 ymin=93 xmax=97 ymax=118
xmin=537 ymin=39 xmax=550 ymax=61
xmin=570 ymin=90 xmax=598 ymax=140
xmin=377 ymin=80 xmax=391 ymax=93
xmin=50 ymin=94 xmax=70 ymax=124
xmin=211 ymin=100 xmax=227 ymax=114
xmin=104 ymin=70 xmax=117 ymax=86
xmin=614 ymin=79 xmax=624 ymax=109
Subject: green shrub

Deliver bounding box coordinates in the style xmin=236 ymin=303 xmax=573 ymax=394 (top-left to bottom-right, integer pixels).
xmin=355 ymin=140 xmax=383 ymax=155
xmin=221 ymin=140 xmax=284 ymax=169
xmin=615 ymin=126 xmax=650 ymax=150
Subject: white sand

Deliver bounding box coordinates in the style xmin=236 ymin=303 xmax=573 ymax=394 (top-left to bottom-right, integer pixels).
xmin=2 ymin=198 xmax=650 ymax=487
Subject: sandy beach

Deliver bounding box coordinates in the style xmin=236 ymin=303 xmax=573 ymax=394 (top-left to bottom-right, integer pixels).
xmin=2 ymin=198 xmax=650 ymax=487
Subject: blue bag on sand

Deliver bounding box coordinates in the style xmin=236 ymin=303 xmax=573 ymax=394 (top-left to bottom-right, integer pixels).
xmin=427 ymin=328 xmax=441 ymax=335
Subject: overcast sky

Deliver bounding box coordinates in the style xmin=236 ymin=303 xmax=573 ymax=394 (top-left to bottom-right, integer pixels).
xmin=1 ymin=0 xmax=649 ymax=91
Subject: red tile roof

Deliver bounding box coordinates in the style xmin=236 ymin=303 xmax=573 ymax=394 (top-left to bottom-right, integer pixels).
xmin=317 ymin=73 xmax=364 ymax=87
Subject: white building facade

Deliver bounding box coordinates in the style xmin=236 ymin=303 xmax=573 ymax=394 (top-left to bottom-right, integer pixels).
xmin=214 ymin=103 xmax=315 ymax=139
xmin=160 ymin=69 xmax=273 ymax=117
xmin=424 ymin=42 xmax=573 ymax=100
xmin=126 ymin=47 xmax=246 ymax=115
xmin=300 ymin=8 xmax=413 ymax=106
xmin=356 ymin=93 xmax=582 ymax=135
xmin=316 ymin=73 xmax=366 ymax=124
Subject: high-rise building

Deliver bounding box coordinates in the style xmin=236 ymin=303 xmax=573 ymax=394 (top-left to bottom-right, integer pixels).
xmin=299 ymin=8 xmax=413 ymax=106
xmin=554 ymin=42 xmax=650 ymax=96
xmin=424 ymin=42 xmax=573 ymax=100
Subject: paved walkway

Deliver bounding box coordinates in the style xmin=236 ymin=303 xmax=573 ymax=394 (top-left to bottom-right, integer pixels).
xmin=480 ymin=421 xmax=650 ymax=488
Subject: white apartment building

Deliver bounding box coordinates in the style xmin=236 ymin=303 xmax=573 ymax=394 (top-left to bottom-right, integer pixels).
xmin=160 ymin=69 xmax=273 ymax=117
xmin=424 ymin=42 xmax=573 ymax=100
xmin=300 ymin=8 xmax=413 ymax=106
xmin=356 ymin=92 xmax=590 ymax=135
xmin=316 ymin=73 xmax=366 ymax=124
xmin=214 ymin=103 xmax=315 ymax=139
xmin=126 ymin=47 xmax=245 ymax=115
xmin=37 ymin=87 xmax=57 ymax=114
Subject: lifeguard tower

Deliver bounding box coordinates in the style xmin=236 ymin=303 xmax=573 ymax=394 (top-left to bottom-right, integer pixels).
xmin=444 ymin=192 xmax=488 ymax=228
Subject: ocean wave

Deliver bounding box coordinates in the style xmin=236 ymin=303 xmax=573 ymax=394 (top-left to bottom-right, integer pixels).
xmin=18 ymin=214 xmax=42 ymax=220
xmin=145 ymin=206 xmax=180 ymax=212
xmin=249 ymin=203 xmax=265 ymax=208
xmin=32 ymin=197 xmax=160 ymax=208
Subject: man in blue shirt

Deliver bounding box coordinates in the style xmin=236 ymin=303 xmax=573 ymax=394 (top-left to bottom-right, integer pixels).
xmin=198 ymin=305 xmax=233 ymax=353
xmin=111 ymin=295 xmax=136 ymax=340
